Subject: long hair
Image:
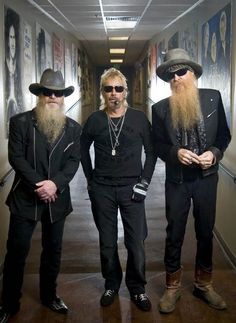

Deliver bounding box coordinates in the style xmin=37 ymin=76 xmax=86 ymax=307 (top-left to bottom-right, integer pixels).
xmin=4 ymin=7 xmax=23 ymax=136
xmin=5 ymin=8 xmax=20 ymax=62
xmin=99 ymin=67 xmax=128 ymax=111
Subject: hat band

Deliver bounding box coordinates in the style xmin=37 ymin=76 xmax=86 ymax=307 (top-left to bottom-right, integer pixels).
xmin=167 ymin=64 xmax=194 ymax=73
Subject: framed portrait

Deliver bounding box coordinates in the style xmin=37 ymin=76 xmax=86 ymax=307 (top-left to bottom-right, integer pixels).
xmin=201 ymin=3 xmax=231 ymax=127
xmin=4 ymin=6 xmax=24 ymax=136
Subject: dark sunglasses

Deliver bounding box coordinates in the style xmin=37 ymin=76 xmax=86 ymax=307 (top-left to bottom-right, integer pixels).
xmin=167 ymin=68 xmax=189 ymax=81
xmin=103 ymin=85 xmax=125 ymax=93
xmin=42 ymin=89 xmax=64 ymax=97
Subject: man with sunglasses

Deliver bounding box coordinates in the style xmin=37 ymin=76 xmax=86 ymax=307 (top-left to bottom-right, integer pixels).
xmin=0 ymin=69 xmax=81 ymax=322
xmin=80 ymin=68 xmax=156 ymax=311
xmin=152 ymin=48 xmax=231 ymax=314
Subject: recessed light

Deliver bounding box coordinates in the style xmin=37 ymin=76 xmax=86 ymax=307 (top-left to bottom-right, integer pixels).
xmin=110 ymin=48 xmax=125 ymax=54
xmin=106 ymin=20 xmax=136 ymax=29
xmin=105 ymin=17 xmax=138 ymax=29
xmin=109 ymin=36 xmax=129 ymax=41
xmin=110 ymin=59 xmax=123 ymax=63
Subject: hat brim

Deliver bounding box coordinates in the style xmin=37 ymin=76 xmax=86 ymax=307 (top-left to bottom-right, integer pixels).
xmin=156 ymin=58 xmax=202 ymax=82
xmin=29 ymin=84 xmax=74 ymax=97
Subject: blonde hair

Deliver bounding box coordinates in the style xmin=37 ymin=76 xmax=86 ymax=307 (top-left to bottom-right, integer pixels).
xmin=99 ymin=67 xmax=128 ymax=110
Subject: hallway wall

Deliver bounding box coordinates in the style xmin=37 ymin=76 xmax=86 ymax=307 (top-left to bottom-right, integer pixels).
xmin=146 ymin=0 xmax=236 ymax=266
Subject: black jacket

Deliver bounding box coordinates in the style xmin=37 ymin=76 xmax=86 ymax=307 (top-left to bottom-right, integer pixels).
xmin=6 ymin=109 xmax=81 ymax=222
xmin=152 ymin=89 xmax=231 ymax=183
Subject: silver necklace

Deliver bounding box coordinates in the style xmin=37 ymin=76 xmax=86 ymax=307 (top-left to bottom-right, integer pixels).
xmin=109 ymin=116 xmax=123 ymax=131
xmin=107 ymin=109 xmax=126 ymax=156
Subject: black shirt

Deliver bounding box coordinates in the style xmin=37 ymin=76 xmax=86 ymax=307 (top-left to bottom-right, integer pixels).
xmin=80 ymin=107 xmax=156 ymax=185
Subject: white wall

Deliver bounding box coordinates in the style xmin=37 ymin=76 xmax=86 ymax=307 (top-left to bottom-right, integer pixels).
xmin=147 ymin=0 xmax=236 ymax=265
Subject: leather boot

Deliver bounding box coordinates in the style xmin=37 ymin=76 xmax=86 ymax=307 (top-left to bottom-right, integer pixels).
xmin=159 ymin=268 xmax=182 ymax=313
xmin=193 ymin=267 xmax=227 ymax=310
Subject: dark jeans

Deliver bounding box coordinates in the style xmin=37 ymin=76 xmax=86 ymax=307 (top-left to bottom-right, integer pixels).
xmin=164 ymin=173 xmax=218 ymax=273
xmin=1 ymin=212 xmax=65 ymax=313
xmin=89 ymin=181 xmax=147 ymax=295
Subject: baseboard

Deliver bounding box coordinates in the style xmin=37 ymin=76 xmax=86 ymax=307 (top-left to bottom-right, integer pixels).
xmin=0 ymin=261 xmax=3 ymax=290
xmin=214 ymin=229 xmax=236 ymax=270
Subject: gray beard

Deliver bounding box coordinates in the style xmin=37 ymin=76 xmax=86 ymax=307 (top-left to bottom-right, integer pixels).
xmin=35 ymin=103 xmax=66 ymax=144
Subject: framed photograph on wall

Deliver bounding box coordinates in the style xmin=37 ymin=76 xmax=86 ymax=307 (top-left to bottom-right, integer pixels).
xmin=180 ymin=23 xmax=198 ymax=61
xmin=4 ymin=6 xmax=24 ymax=136
xmin=36 ymin=23 xmax=52 ymax=81
xmin=23 ymin=21 xmax=33 ymax=111
xmin=53 ymin=33 xmax=64 ymax=77
xmin=201 ymin=3 xmax=231 ymax=127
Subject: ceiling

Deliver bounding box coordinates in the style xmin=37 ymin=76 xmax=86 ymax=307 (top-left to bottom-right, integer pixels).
xmin=27 ymin=0 xmax=203 ymax=66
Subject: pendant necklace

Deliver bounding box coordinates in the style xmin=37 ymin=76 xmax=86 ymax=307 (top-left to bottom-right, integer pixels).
xmin=109 ymin=116 xmax=123 ymax=131
xmin=107 ymin=109 xmax=127 ymax=156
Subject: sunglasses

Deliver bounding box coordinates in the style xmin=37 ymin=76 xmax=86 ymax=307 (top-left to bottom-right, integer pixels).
xmin=42 ymin=89 xmax=64 ymax=97
xmin=167 ymin=68 xmax=189 ymax=81
xmin=103 ymin=85 xmax=125 ymax=93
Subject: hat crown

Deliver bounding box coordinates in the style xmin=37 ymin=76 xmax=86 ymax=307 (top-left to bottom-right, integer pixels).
xmin=39 ymin=68 xmax=65 ymax=90
xmin=164 ymin=48 xmax=190 ymax=63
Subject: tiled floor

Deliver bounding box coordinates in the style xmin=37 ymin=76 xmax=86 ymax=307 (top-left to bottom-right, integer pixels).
xmin=7 ymin=160 xmax=236 ymax=322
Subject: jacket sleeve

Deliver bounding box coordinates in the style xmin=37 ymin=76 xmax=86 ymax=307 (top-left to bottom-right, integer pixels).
xmin=52 ymin=123 xmax=81 ymax=192
xmin=152 ymin=103 xmax=179 ymax=164
xmin=208 ymin=91 xmax=231 ymax=162
xmin=8 ymin=115 xmax=43 ymax=189
xmin=80 ymin=117 xmax=94 ymax=181
xmin=141 ymin=115 xmax=157 ymax=183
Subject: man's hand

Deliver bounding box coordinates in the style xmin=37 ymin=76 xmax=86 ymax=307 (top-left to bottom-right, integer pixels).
xmin=132 ymin=180 xmax=149 ymax=202
xmin=177 ymin=148 xmax=200 ymax=165
xmin=35 ymin=180 xmax=58 ymax=203
xmin=198 ymin=151 xmax=215 ymax=169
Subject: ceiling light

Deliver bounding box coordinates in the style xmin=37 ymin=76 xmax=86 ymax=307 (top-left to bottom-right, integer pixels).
xmin=106 ymin=17 xmax=138 ymax=29
xmin=110 ymin=48 xmax=125 ymax=54
xmin=110 ymin=59 xmax=123 ymax=63
xmin=109 ymin=36 xmax=129 ymax=41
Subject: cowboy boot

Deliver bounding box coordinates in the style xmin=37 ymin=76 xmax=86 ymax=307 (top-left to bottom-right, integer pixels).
xmin=158 ymin=268 xmax=182 ymax=313
xmin=193 ymin=267 xmax=227 ymax=310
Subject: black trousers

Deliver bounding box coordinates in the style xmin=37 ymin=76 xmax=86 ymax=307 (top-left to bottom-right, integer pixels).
xmin=89 ymin=181 xmax=147 ymax=295
xmin=164 ymin=173 xmax=218 ymax=273
xmin=1 ymin=211 xmax=65 ymax=313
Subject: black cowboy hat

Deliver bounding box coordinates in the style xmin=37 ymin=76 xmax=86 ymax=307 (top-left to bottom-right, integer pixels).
xmin=29 ymin=68 xmax=74 ymax=97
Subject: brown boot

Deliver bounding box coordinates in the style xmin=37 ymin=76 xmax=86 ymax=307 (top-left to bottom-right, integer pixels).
xmin=159 ymin=268 xmax=182 ymax=314
xmin=193 ymin=268 xmax=227 ymax=310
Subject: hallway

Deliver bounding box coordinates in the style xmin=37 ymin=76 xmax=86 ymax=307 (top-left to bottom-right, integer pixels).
xmin=10 ymin=160 xmax=236 ymax=322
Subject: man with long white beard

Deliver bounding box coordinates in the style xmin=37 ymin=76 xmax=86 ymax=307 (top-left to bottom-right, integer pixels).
xmin=152 ymin=48 xmax=231 ymax=314
xmin=0 ymin=69 xmax=81 ymax=323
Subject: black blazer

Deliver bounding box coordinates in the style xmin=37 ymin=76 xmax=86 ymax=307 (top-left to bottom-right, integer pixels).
xmin=152 ymin=89 xmax=231 ymax=183
xmin=6 ymin=109 xmax=81 ymax=222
